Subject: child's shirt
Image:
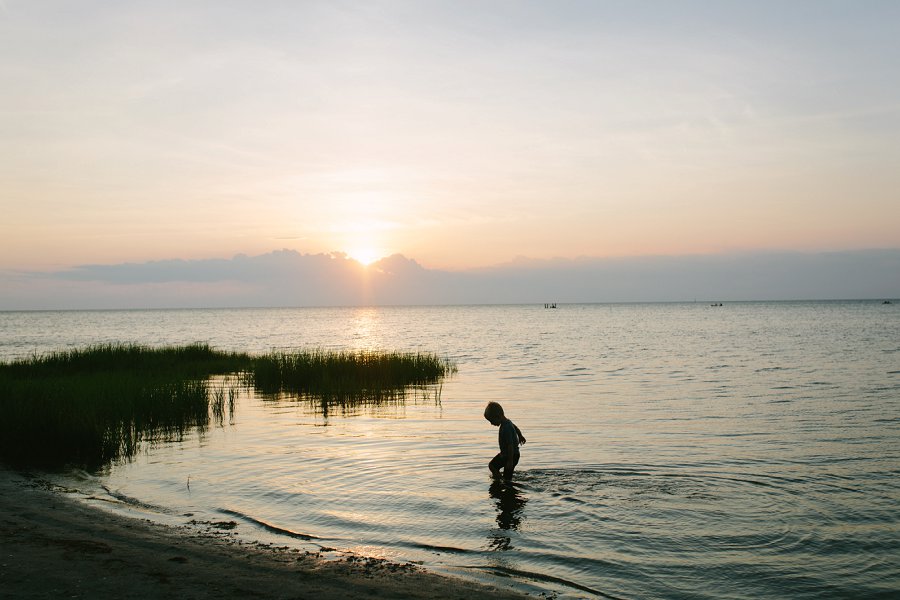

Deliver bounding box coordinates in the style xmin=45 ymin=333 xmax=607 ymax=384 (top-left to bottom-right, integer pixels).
xmin=498 ymin=418 xmax=520 ymax=454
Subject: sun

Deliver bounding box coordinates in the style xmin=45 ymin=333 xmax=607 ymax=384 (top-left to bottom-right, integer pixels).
xmin=347 ymin=247 xmax=383 ymax=267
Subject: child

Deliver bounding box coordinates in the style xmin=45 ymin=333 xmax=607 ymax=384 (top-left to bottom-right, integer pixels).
xmin=484 ymin=402 xmax=526 ymax=479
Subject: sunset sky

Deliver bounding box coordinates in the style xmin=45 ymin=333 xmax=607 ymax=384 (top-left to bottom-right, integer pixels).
xmin=2 ymin=0 xmax=899 ymax=274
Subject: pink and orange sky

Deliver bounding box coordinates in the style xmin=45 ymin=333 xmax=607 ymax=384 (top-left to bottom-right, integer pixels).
xmin=2 ymin=1 xmax=899 ymax=277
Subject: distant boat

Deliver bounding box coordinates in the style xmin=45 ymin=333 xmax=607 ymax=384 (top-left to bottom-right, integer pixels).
xmin=544 ymin=303 xmax=558 ymax=309
xmin=710 ymin=303 xmax=723 ymax=307
xmin=884 ymin=300 xmax=893 ymax=305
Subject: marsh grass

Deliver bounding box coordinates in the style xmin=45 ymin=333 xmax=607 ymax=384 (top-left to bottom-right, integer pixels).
xmin=248 ymin=349 xmax=456 ymax=399
xmin=0 ymin=343 xmax=455 ymax=469
xmin=0 ymin=344 xmax=247 ymax=469
xmin=210 ymin=375 xmax=241 ymax=427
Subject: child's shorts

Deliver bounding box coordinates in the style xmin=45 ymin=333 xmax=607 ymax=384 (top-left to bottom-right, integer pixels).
xmin=489 ymin=450 xmax=520 ymax=472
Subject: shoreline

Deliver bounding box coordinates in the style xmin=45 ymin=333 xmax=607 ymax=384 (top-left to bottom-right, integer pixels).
xmin=0 ymin=468 xmax=526 ymax=599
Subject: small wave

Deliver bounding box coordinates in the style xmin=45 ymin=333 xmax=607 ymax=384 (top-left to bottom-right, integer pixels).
xmin=867 ymin=385 xmax=900 ymax=393
xmin=527 ymin=465 xmax=804 ymax=495
xmin=409 ymin=542 xmax=475 ymax=554
xmin=219 ymin=508 xmax=319 ymax=540
xmin=561 ymin=495 xmax=587 ymax=504
xmin=100 ymin=485 xmax=176 ymax=515
xmin=467 ymin=564 xmax=624 ymax=599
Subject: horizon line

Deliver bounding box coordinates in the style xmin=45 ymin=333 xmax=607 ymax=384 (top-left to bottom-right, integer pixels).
xmin=2 ymin=298 xmax=897 ymax=314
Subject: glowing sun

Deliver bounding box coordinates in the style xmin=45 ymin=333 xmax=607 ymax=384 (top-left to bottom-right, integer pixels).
xmin=347 ymin=247 xmax=383 ymax=266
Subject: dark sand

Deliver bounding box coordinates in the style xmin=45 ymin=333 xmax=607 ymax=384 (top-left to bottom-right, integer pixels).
xmin=0 ymin=469 xmax=526 ymax=599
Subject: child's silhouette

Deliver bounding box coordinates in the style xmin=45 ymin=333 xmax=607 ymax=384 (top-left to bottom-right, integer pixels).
xmin=484 ymin=402 xmax=526 ymax=480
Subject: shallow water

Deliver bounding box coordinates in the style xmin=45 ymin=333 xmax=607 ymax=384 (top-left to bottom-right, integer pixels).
xmin=2 ymin=302 xmax=899 ymax=598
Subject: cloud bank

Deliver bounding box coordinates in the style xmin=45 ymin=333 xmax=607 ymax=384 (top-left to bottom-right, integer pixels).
xmin=2 ymin=249 xmax=898 ymax=310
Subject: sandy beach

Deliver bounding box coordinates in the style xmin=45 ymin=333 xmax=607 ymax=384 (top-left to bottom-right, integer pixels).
xmin=0 ymin=469 xmax=526 ymax=599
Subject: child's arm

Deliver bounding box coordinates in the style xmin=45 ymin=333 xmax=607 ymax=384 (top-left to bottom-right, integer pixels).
xmin=514 ymin=424 xmax=526 ymax=445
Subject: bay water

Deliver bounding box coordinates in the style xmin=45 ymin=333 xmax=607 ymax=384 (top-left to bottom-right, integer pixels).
xmin=1 ymin=302 xmax=898 ymax=598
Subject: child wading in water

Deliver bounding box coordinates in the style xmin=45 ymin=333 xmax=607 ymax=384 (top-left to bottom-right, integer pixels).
xmin=484 ymin=402 xmax=526 ymax=480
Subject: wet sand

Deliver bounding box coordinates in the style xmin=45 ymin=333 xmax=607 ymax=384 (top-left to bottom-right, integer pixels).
xmin=0 ymin=469 xmax=525 ymax=599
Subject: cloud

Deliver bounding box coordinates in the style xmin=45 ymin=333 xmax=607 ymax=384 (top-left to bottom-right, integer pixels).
xmin=2 ymin=248 xmax=898 ymax=311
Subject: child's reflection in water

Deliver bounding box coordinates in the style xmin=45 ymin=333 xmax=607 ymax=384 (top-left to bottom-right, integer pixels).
xmin=487 ymin=479 xmax=528 ymax=551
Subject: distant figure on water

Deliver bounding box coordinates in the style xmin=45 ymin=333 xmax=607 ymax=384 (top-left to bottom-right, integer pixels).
xmin=484 ymin=402 xmax=526 ymax=480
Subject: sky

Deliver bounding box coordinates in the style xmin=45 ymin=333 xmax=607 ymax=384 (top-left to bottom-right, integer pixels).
xmin=1 ymin=1 xmax=899 ymax=307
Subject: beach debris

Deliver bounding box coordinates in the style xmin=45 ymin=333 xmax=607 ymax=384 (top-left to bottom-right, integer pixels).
xmin=187 ymin=519 xmax=238 ymax=532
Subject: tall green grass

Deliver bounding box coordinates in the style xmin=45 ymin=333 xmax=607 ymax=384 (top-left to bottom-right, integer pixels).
xmin=0 ymin=343 xmax=455 ymax=469
xmin=248 ymin=349 xmax=456 ymax=399
xmin=0 ymin=344 xmax=247 ymax=469
xmin=248 ymin=349 xmax=455 ymax=420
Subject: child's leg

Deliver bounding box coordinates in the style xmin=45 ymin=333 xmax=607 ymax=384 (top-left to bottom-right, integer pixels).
xmin=502 ymin=451 xmax=521 ymax=479
xmin=489 ymin=453 xmax=505 ymax=476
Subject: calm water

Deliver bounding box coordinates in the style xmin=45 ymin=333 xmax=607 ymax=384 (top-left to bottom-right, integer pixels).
xmin=2 ymin=302 xmax=899 ymax=598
